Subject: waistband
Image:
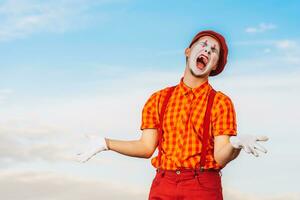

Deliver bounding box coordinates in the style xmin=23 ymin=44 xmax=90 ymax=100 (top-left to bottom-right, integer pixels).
xmin=156 ymin=168 xmax=221 ymax=176
xmin=156 ymin=168 xmax=221 ymax=174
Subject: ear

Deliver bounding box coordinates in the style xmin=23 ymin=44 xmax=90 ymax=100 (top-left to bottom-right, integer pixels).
xmin=185 ymin=48 xmax=191 ymax=57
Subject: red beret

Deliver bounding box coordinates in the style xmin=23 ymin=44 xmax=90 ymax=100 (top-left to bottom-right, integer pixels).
xmin=189 ymin=30 xmax=228 ymax=76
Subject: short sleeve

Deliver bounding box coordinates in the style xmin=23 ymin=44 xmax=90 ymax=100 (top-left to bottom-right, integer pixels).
xmin=211 ymin=92 xmax=237 ymax=136
xmin=140 ymin=92 xmax=160 ymax=130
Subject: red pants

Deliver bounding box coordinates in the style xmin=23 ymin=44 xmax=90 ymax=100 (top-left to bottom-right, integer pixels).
xmin=148 ymin=169 xmax=223 ymax=200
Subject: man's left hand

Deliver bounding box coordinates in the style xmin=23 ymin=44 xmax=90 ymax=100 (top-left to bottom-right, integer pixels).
xmin=229 ymin=134 xmax=269 ymax=157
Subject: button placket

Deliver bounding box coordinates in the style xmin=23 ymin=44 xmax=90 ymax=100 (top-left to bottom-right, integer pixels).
xmin=184 ymin=91 xmax=195 ymax=133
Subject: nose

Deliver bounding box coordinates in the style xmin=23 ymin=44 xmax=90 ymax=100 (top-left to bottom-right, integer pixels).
xmin=204 ymin=49 xmax=211 ymax=55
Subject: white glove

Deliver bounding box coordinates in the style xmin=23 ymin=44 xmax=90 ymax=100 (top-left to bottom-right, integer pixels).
xmin=76 ymin=134 xmax=109 ymax=163
xmin=229 ymin=134 xmax=269 ymax=157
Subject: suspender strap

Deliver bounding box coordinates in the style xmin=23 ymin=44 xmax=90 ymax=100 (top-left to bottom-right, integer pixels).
xmin=157 ymin=86 xmax=216 ymax=170
xmin=199 ymin=88 xmax=217 ymax=171
xmin=157 ymin=86 xmax=176 ymax=168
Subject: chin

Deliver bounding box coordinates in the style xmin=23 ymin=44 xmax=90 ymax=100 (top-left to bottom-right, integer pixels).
xmin=190 ymin=67 xmax=209 ymax=78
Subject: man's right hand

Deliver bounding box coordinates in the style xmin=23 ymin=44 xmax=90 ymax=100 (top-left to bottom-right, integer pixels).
xmin=76 ymin=134 xmax=109 ymax=163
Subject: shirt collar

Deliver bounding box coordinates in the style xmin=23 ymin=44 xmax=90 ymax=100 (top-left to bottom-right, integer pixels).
xmin=178 ymin=77 xmax=210 ymax=98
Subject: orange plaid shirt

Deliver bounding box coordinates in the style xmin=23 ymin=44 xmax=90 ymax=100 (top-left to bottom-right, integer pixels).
xmin=140 ymin=77 xmax=237 ymax=170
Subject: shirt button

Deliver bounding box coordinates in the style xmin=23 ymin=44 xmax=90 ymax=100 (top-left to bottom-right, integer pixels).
xmin=176 ymin=170 xmax=180 ymax=175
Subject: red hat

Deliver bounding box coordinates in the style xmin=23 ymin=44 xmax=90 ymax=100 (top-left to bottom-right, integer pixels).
xmin=188 ymin=30 xmax=228 ymax=76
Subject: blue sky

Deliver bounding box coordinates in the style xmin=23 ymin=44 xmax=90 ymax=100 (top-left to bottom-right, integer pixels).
xmin=0 ymin=0 xmax=300 ymax=199
xmin=1 ymin=0 xmax=299 ymax=96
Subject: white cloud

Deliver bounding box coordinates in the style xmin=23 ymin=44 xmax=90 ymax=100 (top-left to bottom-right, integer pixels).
xmin=234 ymin=39 xmax=298 ymax=48
xmin=0 ymin=169 xmax=148 ymax=200
xmin=274 ymin=40 xmax=300 ymax=64
xmin=223 ymin=188 xmax=300 ymax=200
xmin=1 ymin=65 xmax=300 ymax=196
xmin=0 ymin=0 xmax=70 ymax=41
xmin=0 ymin=169 xmax=299 ymax=200
xmin=233 ymin=38 xmax=300 ymax=65
xmin=275 ymin=39 xmax=297 ymax=49
xmin=0 ymin=88 xmax=13 ymax=103
xmin=0 ymin=121 xmax=73 ymax=163
xmin=233 ymin=40 xmax=273 ymax=46
xmin=0 ymin=88 xmax=13 ymax=93
xmin=0 ymin=0 xmax=125 ymax=41
xmin=245 ymin=23 xmax=277 ymax=33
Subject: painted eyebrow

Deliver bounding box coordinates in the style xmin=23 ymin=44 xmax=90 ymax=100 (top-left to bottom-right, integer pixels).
xmin=211 ymin=45 xmax=220 ymax=53
xmin=196 ymin=41 xmax=219 ymax=51
xmin=198 ymin=41 xmax=207 ymax=46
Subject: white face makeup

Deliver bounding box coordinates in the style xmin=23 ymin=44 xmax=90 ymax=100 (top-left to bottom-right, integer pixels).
xmin=187 ymin=36 xmax=220 ymax=77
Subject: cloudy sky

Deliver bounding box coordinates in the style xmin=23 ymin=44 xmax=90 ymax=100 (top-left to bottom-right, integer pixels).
xmin=0 ymin=0 xmax=300 ymax=199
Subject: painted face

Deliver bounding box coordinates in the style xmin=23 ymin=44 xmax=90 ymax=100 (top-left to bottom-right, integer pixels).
xmin=187 ymin=36 xmax=220 ymax=77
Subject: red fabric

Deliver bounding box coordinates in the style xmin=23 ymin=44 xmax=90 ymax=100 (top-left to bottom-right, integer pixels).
xmin=148 ymin=169 xmax=223 ymax=200
xmin=157 ymin=87 xmax=217 ymax=170
xmin=157 ymin=86 xmax=176 ymax=168
xmin=141 ymin=78 xmax=237 ymax=170
xmin=199 ymin=89 xmax=216 ymax=169
xmin=188 ymin=30 xmax=228 ymax=76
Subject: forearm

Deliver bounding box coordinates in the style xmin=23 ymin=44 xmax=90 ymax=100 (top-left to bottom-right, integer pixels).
xmin=105 ymin=138 xmax=153 ymax=159
xmin=214 ymin=143 xmax=241 ymax=167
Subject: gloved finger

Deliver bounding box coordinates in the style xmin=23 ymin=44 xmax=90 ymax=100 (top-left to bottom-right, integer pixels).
xmin=76 ymin=156 xmax=85 ymax=163
xmin=79 ymin=151 xmax=97 ymax=163
xmin=252 ymin=150 xmax=259 ymax=157
xmin=76 ymin=153 xmax=83 ymax=160
xmin=243 ymin=145 xmax=252 ymax=154
xmin=256 ymin=136 xmax=269 ymax=142
xmin=81 ymin=157 xmax=90 ymax=163
xmin=77 ymin=155 xmax=89 ymax=163
xmin=249 ymin=144 xmax=259 ymax=157
xmin=254 ymin=143 xmax=268 ymax=153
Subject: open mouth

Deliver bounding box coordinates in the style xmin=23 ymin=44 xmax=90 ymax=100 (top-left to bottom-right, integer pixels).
xmin=196 ymin=55 xmax=208 ymax=70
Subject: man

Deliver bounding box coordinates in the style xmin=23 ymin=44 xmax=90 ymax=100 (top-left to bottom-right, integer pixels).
xmin=76 ymin=30 xmax=269 ymax=200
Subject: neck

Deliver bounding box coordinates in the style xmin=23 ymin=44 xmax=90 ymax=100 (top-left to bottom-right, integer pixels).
xmin=183 ymin=65 xmax=209 ymax=88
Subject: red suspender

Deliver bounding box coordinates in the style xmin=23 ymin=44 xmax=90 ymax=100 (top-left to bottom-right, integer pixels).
xmin=199 ymin=88 xmax=216 ymax=171
xmin=157 ymin=86 xmax=176 ymax=168
xmin=157 ymin=86 xmax=216 ymax=170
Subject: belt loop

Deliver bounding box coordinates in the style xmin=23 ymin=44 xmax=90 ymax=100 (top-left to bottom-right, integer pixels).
xmin=200 ymin=166 xmax=204 ymax=172
xmin=157 ymin=168 xmax=165 ymax=178
xmin=160 ymin=169 xmax=165 ymax=178
xmin=193 ymin=169 xmax=198 ymax=177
